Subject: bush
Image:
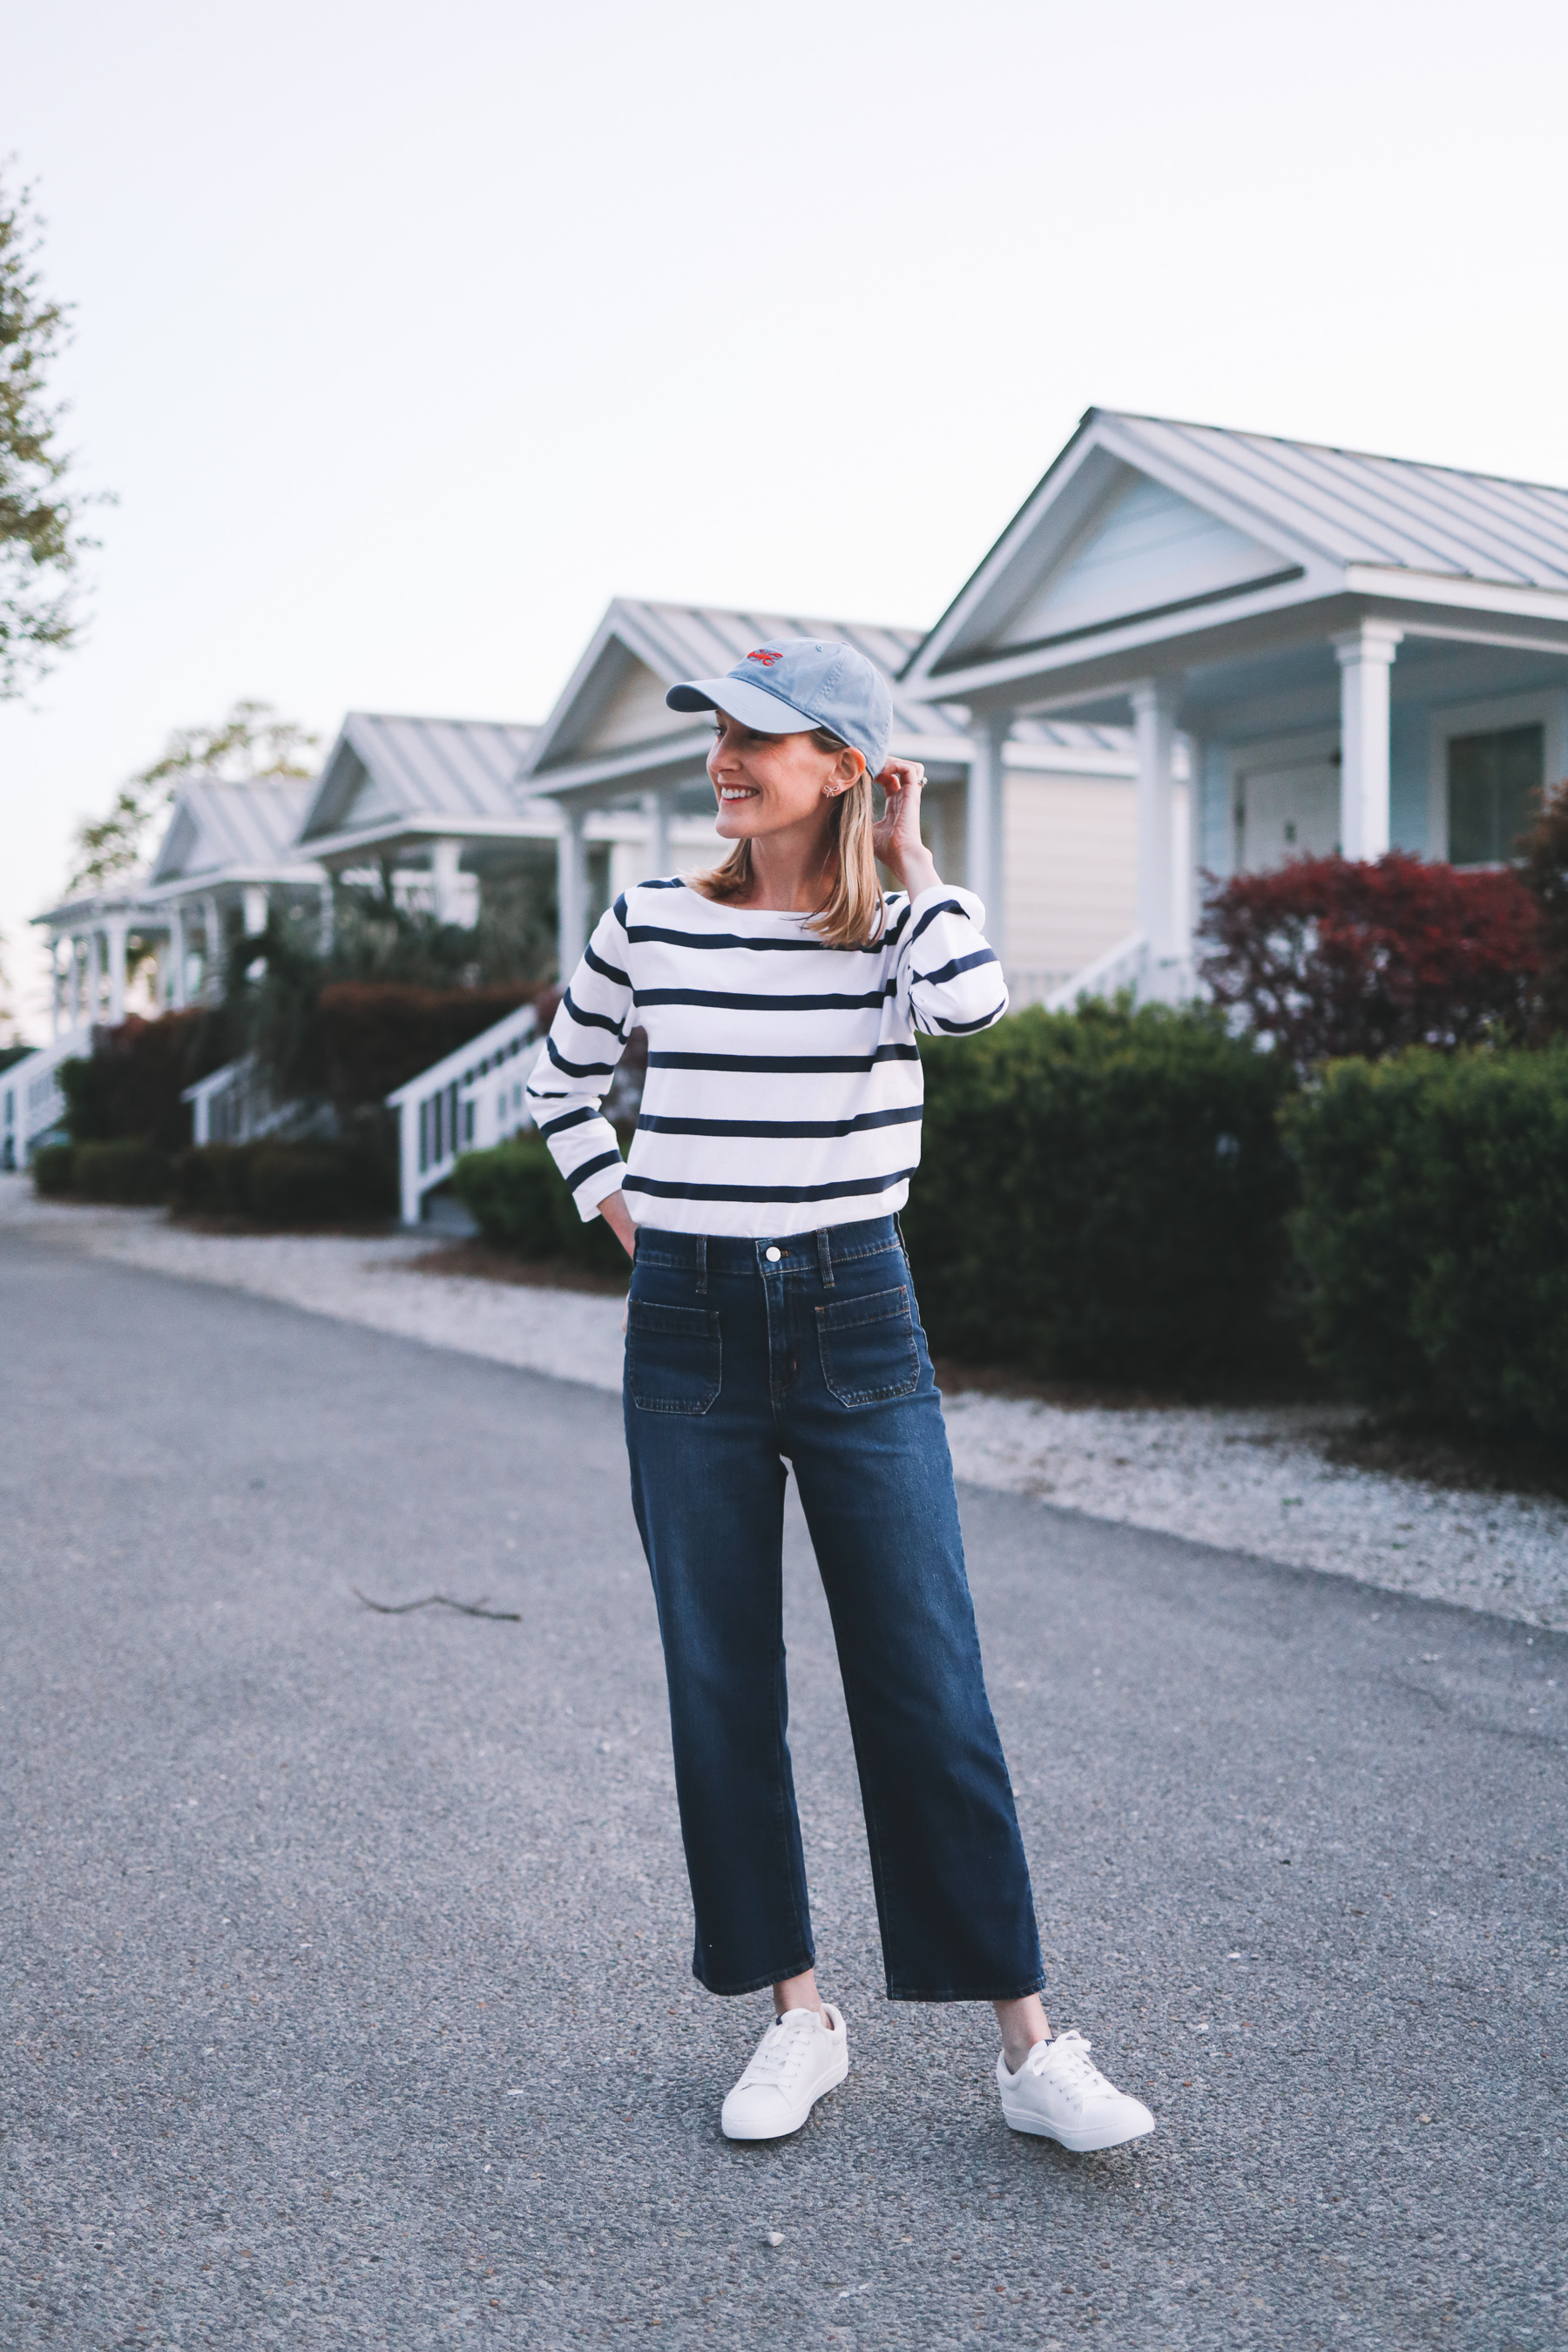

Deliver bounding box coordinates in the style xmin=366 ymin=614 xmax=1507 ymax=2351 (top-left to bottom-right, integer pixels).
xmin=1520 ymin=777 xmax=1568 ymax=1036
xmin=1285 ymin=1045 xmax=1568 ymax=1438
xmin=169 ymin=1140 xmax=396 ymax=1226
xmin=71 ymin=1139 xmax=171 ymax=1205
xmin=899 ymin=1002 xmax=1298 ymax=1385
xmin=318 ymin=983 xmax=541 ymax=1107
xmin=30 ymin=1142 xmax=75 ymax=1195
xmin=453 ymin=1129 xmax=632 ymax=1277
xmin=1200 ymin=853 xmax=1543 ymax=1066
xmin=58 ymin=1010 xmax=230 ymax=1150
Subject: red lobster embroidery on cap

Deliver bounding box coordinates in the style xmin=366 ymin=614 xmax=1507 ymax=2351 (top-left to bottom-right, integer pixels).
xmin=746 ymin=648 xmax=781 ymax=665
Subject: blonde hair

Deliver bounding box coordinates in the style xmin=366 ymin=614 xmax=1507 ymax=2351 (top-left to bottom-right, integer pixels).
xmin=690 ymin=727 xmax=886 ymax=950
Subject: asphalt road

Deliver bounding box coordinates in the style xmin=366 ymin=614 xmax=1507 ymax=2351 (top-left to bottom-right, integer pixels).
xmin=2 ymin=1229 xmax=1565 ymax=2352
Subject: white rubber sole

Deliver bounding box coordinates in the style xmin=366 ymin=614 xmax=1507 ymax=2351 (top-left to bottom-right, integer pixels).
xmin=720 ymin=2037 xmax=849 ymax=2141
xmin=998 ymin=2096 xmax=1156 ymax=2153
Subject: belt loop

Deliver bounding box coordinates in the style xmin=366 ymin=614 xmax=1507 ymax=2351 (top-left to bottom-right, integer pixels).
xmin=815 ymin=1227 xmax=835 ymax=1288
xmin=894 ymin=1212 xmax=911 ymax=1272
xmin=694 ymin=1233 xmax=707 ymax=1296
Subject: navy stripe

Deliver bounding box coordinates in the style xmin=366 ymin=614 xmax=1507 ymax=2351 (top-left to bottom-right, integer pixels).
xmin=612 ymin=892 xmax=629 ymax=927
xmin=912 ymin=947 xmax=999 ymax=986
xmin=564 ymin=1148 xmax=624 ymax=1194
xmin=584 ymin=942 xmax=630 ymax=987
xmin=624 ymin=923 xmax=894 ymax=956
xmin=563 ymin=987 xmax=627 ymax=1037
xmin=645 ymin=1045 xmax=921 ymax=1073
xmin=929 ymin=1002 xmax=1008 ymax=1034
xmin=636 ymin=1105 xmax=923 ymax=1140
xmin=633 ymin=984 xmax=896 ymax=1013
xmin=641 ymin=875 xmax=686 ymax=889
xmin=908 ymin=896 xmax=973 ymax=946
xmin=535 ymin=1103 xmax=598 ymax=1138
xmin=623 ymin=1166 xmax=918 ymax=1205
xmin=546 ymin=1036 xmax=617 ymax=1079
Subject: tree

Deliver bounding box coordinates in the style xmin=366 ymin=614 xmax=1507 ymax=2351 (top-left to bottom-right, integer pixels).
xmin=67 ymin=698 xmax=319 ymax=890
xmin=1 ymin=166 xmax=96 ymax=699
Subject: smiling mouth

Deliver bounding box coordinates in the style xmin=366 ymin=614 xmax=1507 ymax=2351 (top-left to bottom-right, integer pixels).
xmin=718 ymin=787 xmax=759 ymax=801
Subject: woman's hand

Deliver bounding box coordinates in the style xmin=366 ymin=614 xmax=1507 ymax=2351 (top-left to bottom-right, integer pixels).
xmin=599 ymin=1188 xmax=637 ymax=1260
xmin=870 ymin=759 xmax=939 ymax=898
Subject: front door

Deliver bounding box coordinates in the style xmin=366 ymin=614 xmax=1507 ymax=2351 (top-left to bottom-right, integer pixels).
xmin=1236 ymin=760 xmax=1341 ymax=870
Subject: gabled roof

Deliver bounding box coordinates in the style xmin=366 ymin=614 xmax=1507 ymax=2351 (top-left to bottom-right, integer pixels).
xmin=298 ymin=713 xmax=540 ymax=844
xmin=151 ymin=774 xmax=319 ymax=883
xmin=522 ymin=598 xmax=1126 ymax=784
xmin=903 ymin=408 xmax=1568 ymax=693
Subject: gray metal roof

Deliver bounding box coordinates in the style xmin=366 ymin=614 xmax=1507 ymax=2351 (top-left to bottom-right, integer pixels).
xmin=300 ymin=713 xmax=539 ymax=841
xmin=1092 ymin=411 xmax=1568 ymax=591
xmin=531 ymin=599 xmax=1127 ymax=774
xmin=151 ymin=774 xmax=319 ymax=882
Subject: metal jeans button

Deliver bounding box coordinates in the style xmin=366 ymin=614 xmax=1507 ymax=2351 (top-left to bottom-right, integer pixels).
xmin=764 ymin=1246 xmax=782 ymax=1262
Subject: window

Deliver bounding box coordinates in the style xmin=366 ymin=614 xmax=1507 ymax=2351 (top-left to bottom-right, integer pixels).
xmin=1446 ymin=724 xmax=1543 ymax=865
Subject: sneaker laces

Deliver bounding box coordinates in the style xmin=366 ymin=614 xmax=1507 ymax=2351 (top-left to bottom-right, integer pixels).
xmin=1026 ymin=2030 xmax=1114 ymax=2106
xmin=741 ymin=2011 xmax=821 ymax=2091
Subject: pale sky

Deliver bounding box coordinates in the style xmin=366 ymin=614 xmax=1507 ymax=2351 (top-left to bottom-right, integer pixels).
xmin=5 ymin=0 xmax=1567 ymax=1034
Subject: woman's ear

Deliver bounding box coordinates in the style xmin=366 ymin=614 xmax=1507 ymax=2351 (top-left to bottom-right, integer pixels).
xmin=830 ymin=748 xmax=866 ymax=797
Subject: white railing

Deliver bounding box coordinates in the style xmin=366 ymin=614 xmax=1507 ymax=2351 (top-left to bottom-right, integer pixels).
xmin=385 ymin=1001 xmax=540 ymax=1227
xmin=0 ymin=1025 xmax=93 ymax=1168
xmin=1040 ymin=935 xmax=1198 ymax=1012
xmin=181 ymin=1056 xmax=298 ymax=1146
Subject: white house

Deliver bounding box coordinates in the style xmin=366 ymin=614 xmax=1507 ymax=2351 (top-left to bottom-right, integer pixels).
xmin=899 ymin=408 xmax=1568 ymax=1001
xmin=32 ymin=774 xmax=326 ymax=1032
xmin=517 ymin=596 xmax=1137 ymax=1000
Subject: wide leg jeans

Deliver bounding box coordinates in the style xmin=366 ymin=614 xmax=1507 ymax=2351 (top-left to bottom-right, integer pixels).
xmin=623 ymin=1214 xmax=1044 ymax=2002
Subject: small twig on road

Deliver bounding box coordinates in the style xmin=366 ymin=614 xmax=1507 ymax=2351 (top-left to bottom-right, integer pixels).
xmin=352 ymin=1590 xmax=520 ymax=1623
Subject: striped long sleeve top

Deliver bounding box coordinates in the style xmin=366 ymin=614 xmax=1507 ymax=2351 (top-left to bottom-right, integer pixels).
xmin=524 ymin=877 xmax=1009 ymax=1238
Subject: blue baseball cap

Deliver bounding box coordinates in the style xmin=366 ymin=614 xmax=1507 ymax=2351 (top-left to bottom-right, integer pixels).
xmin=666 ymin=638 xmax=892 ymax=777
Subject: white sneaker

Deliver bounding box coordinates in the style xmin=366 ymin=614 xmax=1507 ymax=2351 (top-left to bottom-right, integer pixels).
xmin=996 ymin=2030 xmax=1155 ymax=2152
xmin=720 ymin=2004 xmax=848 ymax=2141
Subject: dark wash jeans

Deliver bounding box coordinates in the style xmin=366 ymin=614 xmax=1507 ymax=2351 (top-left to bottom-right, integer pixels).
xmin=623 ymin=1213 xmax=1044 ymax=2003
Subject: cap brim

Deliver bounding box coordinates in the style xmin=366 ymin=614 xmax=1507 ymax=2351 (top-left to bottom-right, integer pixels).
xmin=666 ymin=675 xmax=817 ymax=735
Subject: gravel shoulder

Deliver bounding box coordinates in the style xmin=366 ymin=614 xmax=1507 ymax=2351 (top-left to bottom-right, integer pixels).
xmin=6 ymin=1177 xmax=1564 ymax=1631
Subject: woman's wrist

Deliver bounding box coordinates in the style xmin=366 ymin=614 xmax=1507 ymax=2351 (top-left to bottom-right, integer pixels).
xmin=890 ymin=847 xmax=940 ymax=898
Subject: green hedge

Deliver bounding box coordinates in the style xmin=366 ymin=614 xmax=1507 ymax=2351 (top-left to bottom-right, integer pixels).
xmin=900 ymin=1003 xmax=1299 ymax=1385
xmin=30 ymin=1142 xmax=77 ymax=1196
xmin=71 ymin=1139 xmax=171 ymax=1205
xmin=170 ymin=1141 xmax=395 ymax=1226
xmin=1286 ymin=1044 xmax=1568 ymax=1436
xmin=453 ymin=1129 xmax=631 ymax=1277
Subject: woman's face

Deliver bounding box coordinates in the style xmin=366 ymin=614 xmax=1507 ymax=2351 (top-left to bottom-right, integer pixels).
xmin=708 ymin=713 xmax=863 ymax=843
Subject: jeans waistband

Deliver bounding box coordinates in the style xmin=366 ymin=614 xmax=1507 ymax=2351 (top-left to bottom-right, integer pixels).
xmin=632 ymin=1213 xmax=902 ymax=1281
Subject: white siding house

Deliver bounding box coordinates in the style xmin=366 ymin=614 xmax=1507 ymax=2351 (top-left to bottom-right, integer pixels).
xmin=900 ymin=409 xmax=1568 ymax=1002
xmin=516 ymin=596 xmax=1136 ymax=1000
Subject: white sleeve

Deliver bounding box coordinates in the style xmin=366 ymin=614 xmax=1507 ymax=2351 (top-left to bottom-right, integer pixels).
xmin=523 ymin=897 xmax=634 ymax=1221
xmin=897 ymin=883 xmax=1010 ymax=1037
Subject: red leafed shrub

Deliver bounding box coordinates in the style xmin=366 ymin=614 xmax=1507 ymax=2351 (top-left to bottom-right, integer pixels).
xmin=1199 ymin=854 xmax=1543 ymax=1066
xmin=1521 ymin=778 xmax=1568 ymax=1035
xmin=317 ymin=983 xmax=541 ymax=1107
xmin=59 ymin=1010 xmax=230 ymax=1150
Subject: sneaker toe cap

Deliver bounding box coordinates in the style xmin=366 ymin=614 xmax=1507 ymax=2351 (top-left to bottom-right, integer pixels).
xmin=720 ymin=2085 xmax=797 ymax=2141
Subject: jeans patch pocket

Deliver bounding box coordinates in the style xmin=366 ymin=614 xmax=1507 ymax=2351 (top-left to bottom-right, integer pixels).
xmin=815 ymin=1284 xmax=920 ymax=1409
xmin=627 ymin=1298 xmax=721 ymax=1416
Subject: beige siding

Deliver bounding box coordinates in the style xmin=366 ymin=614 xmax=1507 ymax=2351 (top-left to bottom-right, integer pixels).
xmin=1003 ymin=772 xmax=1137 ymax=984
xmin=577 ymin=657 xmax=693 ymax=756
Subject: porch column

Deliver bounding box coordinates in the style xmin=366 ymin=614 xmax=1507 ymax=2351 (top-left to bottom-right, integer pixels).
xmin=965 ymin=713 xmax=1009 ymax=957
xmin=170 ymin=909 xmax=188 ymax=1009
xmin=105 ymin=917 xmax=129 ymax=1025
xmin=242 ymin=885 xmax=269 ymax=936
xmin=431 ymin=839 xmax=463 ymax=924
xmin=66 ymin=936 xmax=82 ymax=1027
xmin=557 ymin=808 xmax=589 ymax=979
xmin=1332 ymin=622 xmax=1402 ymax=860
xmin=1131 ymin=679 xmax=1183 ymax=959
xmin=204 ymin=896 xmax=223 ymax=998
xmin=50 ymin=942 xmax=63 ymax=1038
xmin=643 ymin=788 xmax=672 ymax=882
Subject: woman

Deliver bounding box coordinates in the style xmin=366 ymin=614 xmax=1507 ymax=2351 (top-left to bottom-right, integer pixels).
xmin=526 ymin=638 xmax=1152 ymax=2153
